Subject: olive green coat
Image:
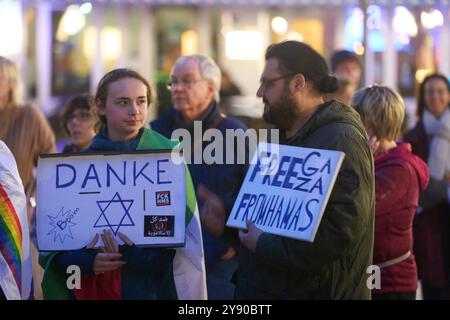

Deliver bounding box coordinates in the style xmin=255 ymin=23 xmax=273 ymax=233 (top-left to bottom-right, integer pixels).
xmin=235 ymin=100 xmax=375 ymax=299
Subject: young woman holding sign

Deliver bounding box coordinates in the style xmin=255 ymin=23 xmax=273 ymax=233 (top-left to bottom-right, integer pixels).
xmin=40 ymin=69 xmax=206 ymax=300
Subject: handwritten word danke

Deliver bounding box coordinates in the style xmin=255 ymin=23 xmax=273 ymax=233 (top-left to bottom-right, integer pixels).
xmin=55 ymin=159 xmax=173 ymax=189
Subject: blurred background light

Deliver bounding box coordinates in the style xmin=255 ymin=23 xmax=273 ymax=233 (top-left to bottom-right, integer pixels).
xmin=181 ymin=29 xmax=199 ymax=56
xmin=80 ymin=2 xmax=93 ymax=15
xmin=393 ymin=6 xmax=418 ymax=37
xmin=421 ymin=9 xmax=444 ymax=29
xmin=225 ymin=30 xmax=263 ymax=60
xmin=271 ymin=16 xmax=288 ymax=35
xmin=286 ymin=31 xmax=304 ymax=42
xmin=101 ymin=27 xmax=122 ymax=61
xmin=56 ymin=5 xmax=86 ymax=42
xmin=0 ymin=0 xmax=23 ymax=57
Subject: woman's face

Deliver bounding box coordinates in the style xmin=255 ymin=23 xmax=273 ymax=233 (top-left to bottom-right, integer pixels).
xmin=96 ymin=77 xmax=148 ymax=141
xmin=66 ymin=108 xmax=96 ymax=150
xmin=424 ymin=78 xmax=450 ymax=118
xmin=0 ymin=70 xmax=11 ymax=110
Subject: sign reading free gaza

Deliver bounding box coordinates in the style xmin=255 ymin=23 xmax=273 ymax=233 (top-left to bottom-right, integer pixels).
xmin=227 ymin=143 xmax=345 ymax=242
xmin=36 ymin=150 xmax=186 ymax=251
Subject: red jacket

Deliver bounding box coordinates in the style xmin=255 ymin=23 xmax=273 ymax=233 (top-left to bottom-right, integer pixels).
xmin=373 ymin=142 xmax=429 ymax=293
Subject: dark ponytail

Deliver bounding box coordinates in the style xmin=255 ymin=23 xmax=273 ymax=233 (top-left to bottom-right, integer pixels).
xmin=265 ymin=41 xmax=337 ymax=95
xmin=318 ymin=75 xmax=339 ymax=94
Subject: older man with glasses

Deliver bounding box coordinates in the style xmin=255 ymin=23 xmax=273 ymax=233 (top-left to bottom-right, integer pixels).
xmin=151 ymin=54 xmax=248 ymax=300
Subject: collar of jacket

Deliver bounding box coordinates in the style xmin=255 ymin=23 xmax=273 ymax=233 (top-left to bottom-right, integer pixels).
xmin=88 ymin=126 xmax=144 ymax=152
xmin=280 ymin=99 xmax=367 ymax=146
xmin=174 ymin=101 xmax=221 ymax=133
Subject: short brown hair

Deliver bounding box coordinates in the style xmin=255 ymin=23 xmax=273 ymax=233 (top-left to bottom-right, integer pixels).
xmin=351 ymin=85 xmax=405 ymax=141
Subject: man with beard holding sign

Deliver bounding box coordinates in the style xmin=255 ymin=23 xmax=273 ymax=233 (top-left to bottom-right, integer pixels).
xmin=236 ymin=41 xmax=375 ymax=299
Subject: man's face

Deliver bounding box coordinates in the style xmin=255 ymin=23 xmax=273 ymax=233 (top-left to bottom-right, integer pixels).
xmin=257 ymin=58 xmax=299 ymax=131
xmin=169 ymin=59 xmax=214 ymax=121
xmin=334 ymin=60 xmax=361 ymax=86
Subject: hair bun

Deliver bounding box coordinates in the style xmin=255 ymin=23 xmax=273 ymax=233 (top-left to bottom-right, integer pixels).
xmin=320 ymin=76 xmax=339 ymax=93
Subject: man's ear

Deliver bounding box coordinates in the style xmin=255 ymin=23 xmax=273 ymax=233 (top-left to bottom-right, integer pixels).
xmin=207 ymin=80 xmax=216 ymax=99
xmin=292 ymin=74 xmax=306 ymax=92
xmin=208 ymin=80 xmax=216 ymax=96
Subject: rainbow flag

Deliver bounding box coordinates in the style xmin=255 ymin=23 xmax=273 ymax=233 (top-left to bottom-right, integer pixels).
xmin=0 ymin=141 xmax=32 ymax=299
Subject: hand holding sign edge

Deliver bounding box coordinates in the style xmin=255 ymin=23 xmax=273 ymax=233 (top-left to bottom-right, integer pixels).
xmin=238 ymin=220 xmax=263 ymax=252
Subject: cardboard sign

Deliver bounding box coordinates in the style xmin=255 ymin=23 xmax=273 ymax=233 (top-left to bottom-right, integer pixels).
xmin=36 ymin=150 xmax=186 ymax=251
xmin=226 ymin=142 xmax=345 ymax=242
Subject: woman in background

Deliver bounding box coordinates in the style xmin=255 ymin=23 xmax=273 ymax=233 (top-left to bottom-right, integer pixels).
xmin=60 ymin=94 xmax=96 ymax=153
xmin=403 ymin=73 xmax=450 ymax=299
xmin=352 ymin=85 xmax=429 ymax=300
xmin=0 ymin=56 xmax=56 ymax=300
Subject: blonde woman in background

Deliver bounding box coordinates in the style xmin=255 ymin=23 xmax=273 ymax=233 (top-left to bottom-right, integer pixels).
xmin=0 ymin=56 xmax=56 ymax=299
xmin=352 ymin=85 xmax=429 ymax=300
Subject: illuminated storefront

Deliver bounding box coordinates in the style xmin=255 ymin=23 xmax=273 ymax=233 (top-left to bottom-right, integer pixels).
xmin=0 ymin=0 xmax=449 ymax=119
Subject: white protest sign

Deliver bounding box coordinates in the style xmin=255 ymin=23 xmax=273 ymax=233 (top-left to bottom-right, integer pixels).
xmin=36 ymin=150 xmax=186 ymax=251
xmin=226 ymin=142 xmax=345 ymax=242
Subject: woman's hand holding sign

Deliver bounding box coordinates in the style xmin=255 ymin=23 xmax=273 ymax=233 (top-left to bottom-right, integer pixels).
xmin=86 ymin=232 xmax=126 ymax=275
xmin=101 ymin=229 xmax=119 ymax=253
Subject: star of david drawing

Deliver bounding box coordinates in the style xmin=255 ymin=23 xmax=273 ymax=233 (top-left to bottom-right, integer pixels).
xmin=94 ymin=192 xmax=135 ymax=235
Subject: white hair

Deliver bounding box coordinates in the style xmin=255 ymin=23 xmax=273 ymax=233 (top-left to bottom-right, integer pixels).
xmin=173 ymin=54 xmax=222 ymax=102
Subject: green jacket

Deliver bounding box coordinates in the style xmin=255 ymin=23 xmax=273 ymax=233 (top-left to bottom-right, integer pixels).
xmin=235 ymin=100 xmax=375 ymax=299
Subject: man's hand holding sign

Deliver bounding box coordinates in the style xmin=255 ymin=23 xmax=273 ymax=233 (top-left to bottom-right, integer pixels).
xmin=239 ymin=220 xmax=263 ymax=252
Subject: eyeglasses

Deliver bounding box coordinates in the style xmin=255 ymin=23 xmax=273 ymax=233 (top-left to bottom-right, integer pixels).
xmin=260 ymin=73 xmax=300 ymax=90
xmin=67 ymin=111 xmax=93 ymax=122
xmin=166 ymin=78 xmax=207 ymax=90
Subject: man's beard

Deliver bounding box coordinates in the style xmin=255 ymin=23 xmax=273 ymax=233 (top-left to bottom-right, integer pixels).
xmin=262 ymin=89 xmax=299 ymax=131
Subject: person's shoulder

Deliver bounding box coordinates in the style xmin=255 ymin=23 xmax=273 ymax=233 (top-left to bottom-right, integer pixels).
xmin=16 ymin=103 xmax=49 ymax=124
xmin=145 ymin=128 xmax=180 ymax=149
xmin=403 ymin=121 xmax=425 ymax=143
xmin=18 ymin=103 xmax=40 ymax=115
xmin=220 ymin=115 xmax=248 ymax=130
xmin=151 ymin=107 xmax=176 ymax=127
xmin=313 ymin=119 xmax=364 ymax=142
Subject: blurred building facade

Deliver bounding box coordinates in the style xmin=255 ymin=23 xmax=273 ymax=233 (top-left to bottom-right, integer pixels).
xmin=0 ymin=0 xmax=449 ymax=122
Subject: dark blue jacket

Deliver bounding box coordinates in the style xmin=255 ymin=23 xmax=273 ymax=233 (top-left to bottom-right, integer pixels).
xmin=54 ymin=127 xmax=176 ymax=300
xmin=151 ymin=103 xmax=248 ymax=270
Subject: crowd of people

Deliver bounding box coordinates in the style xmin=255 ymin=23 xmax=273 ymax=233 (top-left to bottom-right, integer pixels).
xmin=1 ymin=40 xmax=449 ymax=300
